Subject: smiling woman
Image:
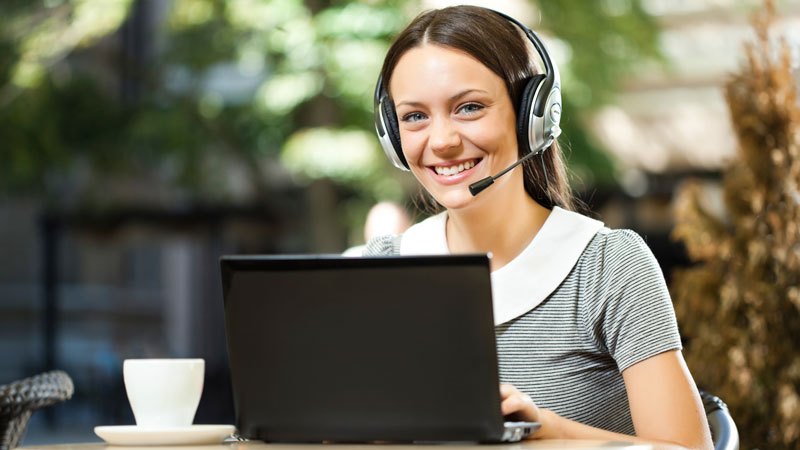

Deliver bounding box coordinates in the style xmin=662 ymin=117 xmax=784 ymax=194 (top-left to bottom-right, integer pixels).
xmin=364 ymin=6 xmax=714 ymax=450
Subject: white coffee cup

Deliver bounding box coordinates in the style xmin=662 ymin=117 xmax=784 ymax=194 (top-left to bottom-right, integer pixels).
xmin=123 ymin=358 xmax=205 ymax=428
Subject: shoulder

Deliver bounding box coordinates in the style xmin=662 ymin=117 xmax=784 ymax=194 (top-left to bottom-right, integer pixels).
xmin=575 ymin=226 xmax=671 ymax=312
xmin=580 ymin=227 xmax=660 ymax=278
xmin=590 ymin=227 xmax=649 ymax=254
xmin=363 ymin=212 xmax=447 ymax=257
xmin=363 ymin=234 xmax=402 ymax=256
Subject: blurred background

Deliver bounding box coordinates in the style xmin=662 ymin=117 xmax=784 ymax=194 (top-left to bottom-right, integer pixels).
xmin=1 ymin=0 xmax=799 ymax=448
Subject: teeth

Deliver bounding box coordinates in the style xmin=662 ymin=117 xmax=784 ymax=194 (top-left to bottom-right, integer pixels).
xmin=435 ymin=160 xmax=476 ymax=176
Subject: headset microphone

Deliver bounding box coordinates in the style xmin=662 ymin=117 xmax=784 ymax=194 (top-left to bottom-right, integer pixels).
xmin=468 ymin=135 xmax=555 ymax=196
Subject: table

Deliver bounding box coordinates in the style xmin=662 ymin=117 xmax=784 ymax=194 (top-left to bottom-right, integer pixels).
xmin=22 ymin=440 xmax=652 ymax=450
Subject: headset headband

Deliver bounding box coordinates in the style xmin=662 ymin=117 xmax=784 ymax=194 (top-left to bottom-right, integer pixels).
xmin=488 ymin=9 xmax=561 ymax=118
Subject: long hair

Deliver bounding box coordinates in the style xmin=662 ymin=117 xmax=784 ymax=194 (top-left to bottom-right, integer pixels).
xmin=380 ymin=6 xmax=577 ymax=211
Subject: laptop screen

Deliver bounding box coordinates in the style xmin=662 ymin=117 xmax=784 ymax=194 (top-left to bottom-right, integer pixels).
xmin=221 ymin=254 xmax=505 ymax=442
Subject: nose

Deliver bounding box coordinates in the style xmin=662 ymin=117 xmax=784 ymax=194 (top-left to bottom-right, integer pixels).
xmin=428 ymin=117 xmax=461 ymax=154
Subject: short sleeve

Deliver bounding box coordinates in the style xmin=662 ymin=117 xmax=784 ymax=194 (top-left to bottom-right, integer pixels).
xmin=585 ymin=229 xmax=682 ymax=372
xmin=363 ymin=234 xmax=402 ymax=256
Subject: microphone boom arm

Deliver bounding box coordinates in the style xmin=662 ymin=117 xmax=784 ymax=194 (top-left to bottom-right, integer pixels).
xmin=468 ymin=136 xmax=554 ymax=196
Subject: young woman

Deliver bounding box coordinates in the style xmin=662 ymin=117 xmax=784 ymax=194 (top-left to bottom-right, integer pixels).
xmin=365 ymin=6 xmax=713 ymax=450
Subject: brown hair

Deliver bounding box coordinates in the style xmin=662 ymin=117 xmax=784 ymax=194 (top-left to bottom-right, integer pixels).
xmin=380 ymin=5 xmax=577 ymax=211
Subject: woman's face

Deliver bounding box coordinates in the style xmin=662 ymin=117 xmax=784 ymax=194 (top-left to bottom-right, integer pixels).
xmin=389 ymin=44 xmax=519 ymax=211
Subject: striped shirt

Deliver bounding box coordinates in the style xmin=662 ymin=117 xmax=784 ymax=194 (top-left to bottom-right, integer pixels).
xmin=363 ymin=214 xmax=682 ymax=435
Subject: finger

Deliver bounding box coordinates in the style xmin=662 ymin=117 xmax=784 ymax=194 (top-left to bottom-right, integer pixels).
xmin=502 ymin=392 xmax=536 ymax=415
xmin=501 ymin=395 xmax=525 ymax=416
xmin=499 ymin=384 xmax=519 ymax=398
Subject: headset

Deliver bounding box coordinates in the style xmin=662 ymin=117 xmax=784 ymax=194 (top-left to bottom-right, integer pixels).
xmin=373 ymin=8 xmax=562 ymax=196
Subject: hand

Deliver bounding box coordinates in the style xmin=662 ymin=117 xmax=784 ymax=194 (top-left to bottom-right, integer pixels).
xmin=500 ymin=384 xmax=550 ymax=438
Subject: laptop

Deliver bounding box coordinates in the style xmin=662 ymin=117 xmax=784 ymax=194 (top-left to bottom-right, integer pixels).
xmin=220 ymin=254 xmax=539 ymax=443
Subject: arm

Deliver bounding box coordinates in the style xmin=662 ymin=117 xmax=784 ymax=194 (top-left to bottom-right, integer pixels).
xmin=622 ymin=349 xmax=712 ymax=449
xmin=501 ymin=350 xmax=713 ymax=450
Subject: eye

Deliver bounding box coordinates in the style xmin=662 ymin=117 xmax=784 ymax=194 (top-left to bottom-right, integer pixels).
xmin=458 ymin=103 xmax=485 ymax=115
xmin=401 ymin=112 xmax=427 ymax=123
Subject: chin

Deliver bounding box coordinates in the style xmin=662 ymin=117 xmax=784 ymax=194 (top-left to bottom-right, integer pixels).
xmin=430 ymin=190 xmax=479 ymax=211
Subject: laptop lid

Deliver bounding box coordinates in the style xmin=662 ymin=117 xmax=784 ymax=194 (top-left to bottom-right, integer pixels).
xmin=220 ymin=254 xmax=506 ymax=443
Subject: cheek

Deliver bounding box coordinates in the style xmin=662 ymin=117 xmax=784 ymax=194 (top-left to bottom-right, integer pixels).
xmin=469 ymin=116 xmax=517 ymax=157
xmin=399 ymin=130 xmax=425 ymax=164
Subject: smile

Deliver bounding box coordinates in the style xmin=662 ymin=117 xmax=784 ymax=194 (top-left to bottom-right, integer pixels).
xmin=431 ymin=159 xmax=480 ymax=177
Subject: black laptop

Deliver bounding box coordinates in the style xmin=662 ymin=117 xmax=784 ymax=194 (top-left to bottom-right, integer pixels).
xmin=220 ymin=254 xmax=539 ymax=443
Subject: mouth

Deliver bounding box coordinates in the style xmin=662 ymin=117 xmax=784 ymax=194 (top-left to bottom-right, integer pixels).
xmin=427 ymin=158 xmax=482 ymax=184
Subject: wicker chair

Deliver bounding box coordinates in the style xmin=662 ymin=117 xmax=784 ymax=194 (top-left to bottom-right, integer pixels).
xmin=700 ymin=390 xmax=739 ymax=450
xmin=0 ymin=371 xmax=74 ymax=450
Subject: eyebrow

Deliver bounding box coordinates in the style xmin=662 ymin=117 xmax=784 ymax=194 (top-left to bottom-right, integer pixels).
xmin=395 ymin=89 xmax=489 ymax=109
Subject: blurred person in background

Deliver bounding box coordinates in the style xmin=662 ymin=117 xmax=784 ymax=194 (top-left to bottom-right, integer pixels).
xmin=342 ymin=201 xmax=412 ymax=256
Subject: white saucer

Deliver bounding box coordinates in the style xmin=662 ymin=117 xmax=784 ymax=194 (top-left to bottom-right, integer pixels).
xmin=94 ymin=424 xmax=236 ymax=446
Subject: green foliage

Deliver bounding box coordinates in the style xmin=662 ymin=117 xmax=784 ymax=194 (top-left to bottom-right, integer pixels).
xmin=539 ymin=0 xmax=661 ymax=106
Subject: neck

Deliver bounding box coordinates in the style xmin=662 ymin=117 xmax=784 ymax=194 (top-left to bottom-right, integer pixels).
xmin=445 ymin=172 xmax=551 ymax=271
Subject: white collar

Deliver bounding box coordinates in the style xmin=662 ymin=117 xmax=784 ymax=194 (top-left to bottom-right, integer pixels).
xmin=399 ymin=207 xmax=604 ymax=325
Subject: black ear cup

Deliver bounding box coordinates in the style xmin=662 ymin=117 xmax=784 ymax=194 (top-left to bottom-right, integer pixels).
xmin=516 ymin=74 xmax=545 ymax=155
xmin=381 ymin=95 xmax=407 ymax=169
